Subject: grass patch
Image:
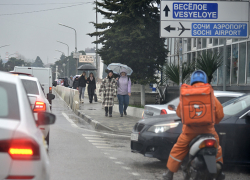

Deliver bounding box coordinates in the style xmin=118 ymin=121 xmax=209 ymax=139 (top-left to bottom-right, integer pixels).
xmin=129 ymin=104 xmax=144 ymax=109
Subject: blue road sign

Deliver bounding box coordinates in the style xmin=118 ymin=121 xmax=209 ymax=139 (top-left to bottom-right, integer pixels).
xmin=173 ymin=2 xmax=218 ymax=19
xmin=192 ymin=23 xmax=248 ymax=37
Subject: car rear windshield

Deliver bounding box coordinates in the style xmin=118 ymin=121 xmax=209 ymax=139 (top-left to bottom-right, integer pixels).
xmin=21 ymin=79 xmax=39 ymax=95
xmin=0 ymin=82 xmax=20 ymax=120
xmin=223 ymin=94 xmax=250 ymax=116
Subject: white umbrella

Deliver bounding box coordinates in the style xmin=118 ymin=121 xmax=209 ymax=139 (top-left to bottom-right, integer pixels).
xmin=107 ymin=63 xmax=133 ymax=75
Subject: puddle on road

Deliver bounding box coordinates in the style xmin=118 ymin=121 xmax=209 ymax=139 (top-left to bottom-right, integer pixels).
xmin=67 ymin=114 xmax=94 ymax=130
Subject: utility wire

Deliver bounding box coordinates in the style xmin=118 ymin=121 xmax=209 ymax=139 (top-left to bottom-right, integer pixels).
xmin=0 ymin=2 xmax=92 ymax=16
xmin=0 ymin=2 xmax=87 ymax=5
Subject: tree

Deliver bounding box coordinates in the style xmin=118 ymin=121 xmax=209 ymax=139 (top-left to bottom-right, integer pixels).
xmin=32 ymin=56 xmax=44 ymax=67
xmin=164 ymin=62 xmax=194 ymax=85
xmin=88 ymin=0 xmax=167 ymax=85
xmin=4 ymin=58 xmax=25 ymax=71
xmin=196 ymin=51 xmax=223 ymax=83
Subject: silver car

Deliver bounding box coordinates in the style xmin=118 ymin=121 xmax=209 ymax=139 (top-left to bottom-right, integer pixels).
xmin=0 ymin=71 xmax=56 ymax=180
xmin=143 ymin=91 xmax=244 ymax=118
xmin=19 ymin=76 xmax=55 ymax=146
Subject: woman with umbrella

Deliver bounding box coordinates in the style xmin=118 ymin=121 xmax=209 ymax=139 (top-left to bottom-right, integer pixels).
xmin=99 ymin=70 xmax=117 ymax=117
xmin=107 ymin=63 xmax=133 ymax=117
xmin=86 ymin=72 xmax=96 ymax=103
xmin=77 ymin=71 xmax=87 ymax=103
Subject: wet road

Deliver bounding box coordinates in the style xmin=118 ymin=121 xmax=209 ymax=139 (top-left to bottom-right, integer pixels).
xmin=48 ymin=93 xmax=250 ymax=180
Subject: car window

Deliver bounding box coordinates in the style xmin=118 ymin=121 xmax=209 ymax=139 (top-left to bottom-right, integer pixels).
xmin=0 ymin=82 xmax=20 ymax=120
xmin=21 ymin=79 xmax=39 ymax=95
xmin=223 ymin=95 xmax=250 ymax=116
xmin=217 ymin=96 xmax=236 ymax=104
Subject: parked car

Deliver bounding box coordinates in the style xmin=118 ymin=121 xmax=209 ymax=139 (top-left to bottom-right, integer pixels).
xmin=0 ymin=71 xmax=56 ymax=180
xmin=19 ymin=76 xmax=55 ymax=147
xmin=142 ymin=91 xmax=244 ymax=118
xmin=131 ymin=91 xmax=247 ymax=164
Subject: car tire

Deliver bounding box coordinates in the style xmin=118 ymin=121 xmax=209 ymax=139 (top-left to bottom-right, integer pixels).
xmin=45 ymin=131 xmax=50 ymax=147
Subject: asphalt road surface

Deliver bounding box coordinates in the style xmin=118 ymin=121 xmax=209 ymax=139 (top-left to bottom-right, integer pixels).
xmin=49 ymin=94 xmax=250 ymax=180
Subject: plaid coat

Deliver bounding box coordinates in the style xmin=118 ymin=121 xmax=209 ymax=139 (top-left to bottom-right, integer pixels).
xmin=99 ymin=77 xmax=117 ymax=107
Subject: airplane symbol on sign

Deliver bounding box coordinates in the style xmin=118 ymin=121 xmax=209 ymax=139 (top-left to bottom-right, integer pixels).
xmin=164 ymin=22 xmax=191 ymax=36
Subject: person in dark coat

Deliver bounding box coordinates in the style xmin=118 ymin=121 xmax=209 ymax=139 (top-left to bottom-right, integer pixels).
xmin=73 ymin=76 xmax=79 ymax=89
xmin=77 ymin=72 xmax=87 ymax=103
xmin=86 ymin=73 xmax=96 ymax=103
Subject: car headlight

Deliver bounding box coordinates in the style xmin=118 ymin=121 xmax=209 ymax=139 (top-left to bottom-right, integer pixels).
xmin=147 ymin=122 xmax=179 ymax=133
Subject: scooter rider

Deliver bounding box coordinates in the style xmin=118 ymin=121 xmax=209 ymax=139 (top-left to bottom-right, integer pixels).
xmin=163 ymin=70 xmax=225 ymax=180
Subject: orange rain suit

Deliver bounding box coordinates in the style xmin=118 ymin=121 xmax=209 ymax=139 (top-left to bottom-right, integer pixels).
xmin=166 ymin=83 xmax=224 ymax=173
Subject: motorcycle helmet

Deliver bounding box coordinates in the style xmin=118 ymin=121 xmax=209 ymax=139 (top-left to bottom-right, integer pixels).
xmin=190 ymin=70 xmax=207 ymax=85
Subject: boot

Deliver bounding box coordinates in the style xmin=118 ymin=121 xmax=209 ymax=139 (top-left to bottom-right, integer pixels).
xmin=216 ymin=162 xmax=225 ymax=180
xmin=162 ymin=170 xmax=173 ymax=180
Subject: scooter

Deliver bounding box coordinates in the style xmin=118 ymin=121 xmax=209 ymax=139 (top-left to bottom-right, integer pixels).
xmin=168 ymin=105 xmax=224 ymax=180
xmin=182 ymin=134 xmax=220 ymax=180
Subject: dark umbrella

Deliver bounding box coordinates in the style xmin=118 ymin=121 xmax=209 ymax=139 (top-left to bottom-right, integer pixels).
xmin=77 ymin=64 xmax=97 ymax=71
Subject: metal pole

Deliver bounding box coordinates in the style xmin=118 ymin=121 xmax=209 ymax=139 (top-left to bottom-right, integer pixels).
xmin=179 ymin=38 xmax=183 ymax=87
xmin=223 ymin=39 xmax=226 ymax=91
xmin=96 ymin=1 xmax=99 ymax=79
xmin=57 ymin=41 xmax=69 ymax=77
xmin=58 ymin=23 xmax=78 ymax=75
xmin=0 ymin=44 xmax=10 ymax=49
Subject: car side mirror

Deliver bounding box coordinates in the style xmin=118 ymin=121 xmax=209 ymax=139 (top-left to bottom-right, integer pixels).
xmin=47 ymin=93 xmax=55 ymax=101
xmin=168 ymin=104 xmax=176 ymax=111
xmin=37 ymin=112 xmax=56 ymax=126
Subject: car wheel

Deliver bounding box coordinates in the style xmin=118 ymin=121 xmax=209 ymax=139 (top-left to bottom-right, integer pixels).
xmin=45 ymin=131 xmax=50 ymax=147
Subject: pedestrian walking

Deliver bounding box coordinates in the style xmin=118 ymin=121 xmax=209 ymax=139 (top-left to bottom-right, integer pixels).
xmin=73 ymin=76 xmax=79 ymax=89
xmin=99 ymin=70 xmax=117 ymax=117
xmin=116 ymin=71 xmax=131 ymax=117
xmin=68 ymin=75 xmax=74 ymax=88
xmin=87 ymin=72 xmax=96 ymax=103
xmin=77 ymin=72 xmax=87 ymax=103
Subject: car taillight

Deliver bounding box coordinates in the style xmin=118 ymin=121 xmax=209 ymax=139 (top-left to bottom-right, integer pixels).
xmin=33 ymin=101 xmax=46 ymax=112
xmin=0 ymin=139 xmax=40 ymax=160
xmin=160 ymin=109 xmax=167 ymax=115
xmin=6 ymin=175 xmax=34 ymax=179
xmin=49 ymin=87 xmax=52 ymax=93
xmin=199 ymin=139 xmax=217 ymax=149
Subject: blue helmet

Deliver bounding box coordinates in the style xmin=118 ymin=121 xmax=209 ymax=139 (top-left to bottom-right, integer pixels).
xmin=190 ymin=70 xmax=207 ymax=85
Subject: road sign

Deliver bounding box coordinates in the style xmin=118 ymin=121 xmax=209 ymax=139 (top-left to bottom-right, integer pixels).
xmin=161 ymin=1 xmax=249 ymax=22
xmin=79 ymin=55 xmax=94 ymax=63
xmin=73 ymin=52 xmax=81 ymax=58
xmin=161 ymin=21 xmax=248 ymax=38
xmin=160 ymin=1 xmax=249 ymax=38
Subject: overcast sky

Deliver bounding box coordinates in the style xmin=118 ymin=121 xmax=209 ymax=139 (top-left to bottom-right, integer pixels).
xmin=0 ymin=0 xmax=103 ymax=64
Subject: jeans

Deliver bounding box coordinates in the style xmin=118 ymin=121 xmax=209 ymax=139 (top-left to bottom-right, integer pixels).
xmin=117 ymin=94 xmax=129 ymax=115
xmin=79 ymin=86 xmax=86 ymax=100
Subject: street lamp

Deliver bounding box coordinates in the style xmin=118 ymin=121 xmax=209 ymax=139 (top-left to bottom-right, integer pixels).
xmin=57 ymin=41 xmax=69 ymax=77
xmin=62 ymin=63 xmax=66 ymax=77
xmin=55 ymin=50 xmax=65 ymax=55
xmin=58 ymin=23 xmax=78 ymax=74
xmin=0 ymin=44 xmax=10 ymax=49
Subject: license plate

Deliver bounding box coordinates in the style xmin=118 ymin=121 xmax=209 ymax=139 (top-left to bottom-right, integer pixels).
xmin=131 ymin=133 xmax=139 ymax=141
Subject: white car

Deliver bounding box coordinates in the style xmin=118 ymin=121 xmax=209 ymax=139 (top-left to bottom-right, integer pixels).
xmin=18 ymin=76 xmax=55 ymax=146
xmin=0 ymin=71 xmax=56 ymax=180
xmin=143 ymin=90 xmax=244 ymax=118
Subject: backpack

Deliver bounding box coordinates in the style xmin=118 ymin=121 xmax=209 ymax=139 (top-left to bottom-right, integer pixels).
xmin=179 ymin=83 xmax=215 ymax=126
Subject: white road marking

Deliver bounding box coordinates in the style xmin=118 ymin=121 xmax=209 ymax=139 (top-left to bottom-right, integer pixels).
xmin=130 ymin=172 xmax=140 ymax=176
xmin=88 ymin=140 xmax=108 ymax=142
xmin=62 ymin=112 xmax=79 ymax=128
xmin=92 ymin=143 xmax=109 ymax=146
xmin=96 ymin=146 xmax=112 ymax=149
xmin=104 ymin=153 xmax=110 ymax=155
xmin=109 ymin=157 xmax=117 ymax=160
xmin=115 ymin=161 xmax=124 ymax=164
xmin=122 ymin=166 xmax=131 ymax=170
xmin=82 ymin=134 xmax=100 ymax=137
xmin=81 ymin=128 xmax=130 ymax=138
xmin=85 ymin=137 xmax=104 ymax=139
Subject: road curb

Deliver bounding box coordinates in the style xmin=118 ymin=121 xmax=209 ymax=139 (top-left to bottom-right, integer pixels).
xmin=74 ymin=109 xmax=115 ymax=132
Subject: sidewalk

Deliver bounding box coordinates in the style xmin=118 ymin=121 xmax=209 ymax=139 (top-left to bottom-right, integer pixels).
xmin=75 ymin=97 xmax=141 ymax=135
